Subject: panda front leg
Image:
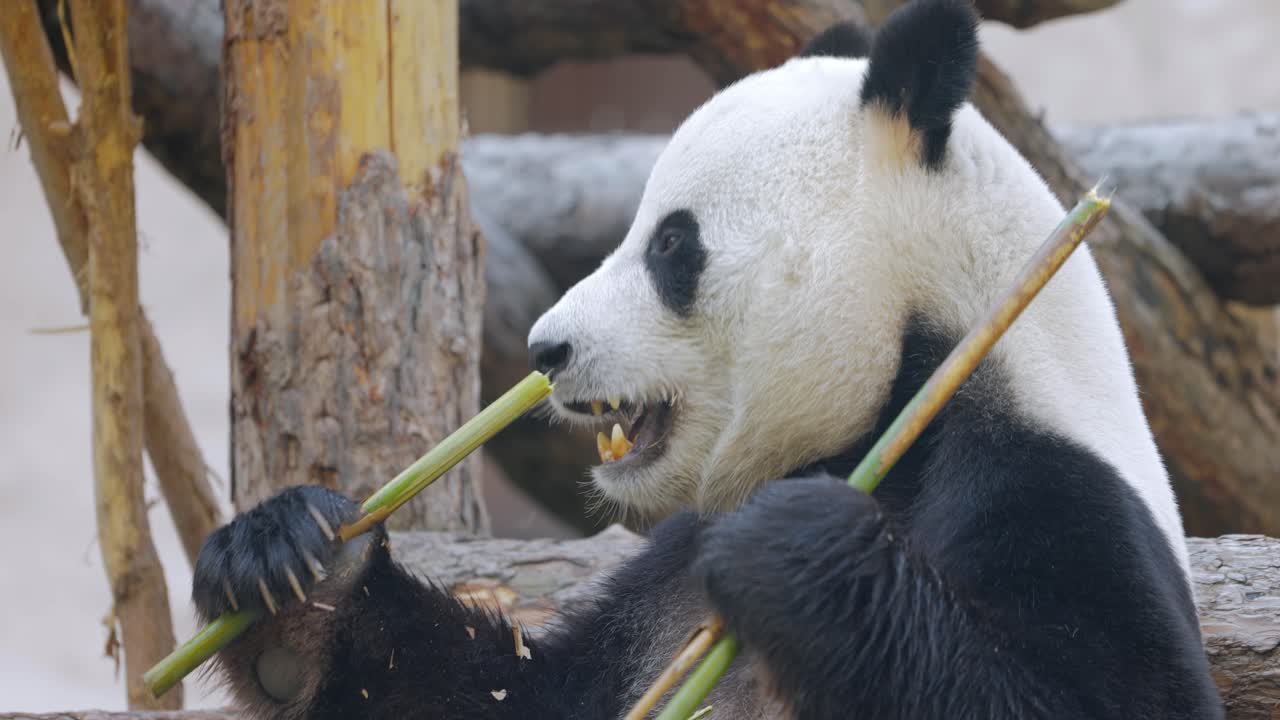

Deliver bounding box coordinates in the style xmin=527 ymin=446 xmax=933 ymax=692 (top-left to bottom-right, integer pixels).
xmin=191 ymin=485 xmax=710 ymax=720
xmin=694 ymin=475 xmax=1055 ymax=720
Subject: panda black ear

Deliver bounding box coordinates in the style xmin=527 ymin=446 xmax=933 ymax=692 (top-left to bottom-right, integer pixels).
xmin=858 ymin=0 xmax=979 ymax=169
xmin=798 ymin=22 xmax=872 ymax=59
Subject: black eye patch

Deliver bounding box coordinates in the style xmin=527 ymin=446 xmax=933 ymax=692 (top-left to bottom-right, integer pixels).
xmin=644 ymin=209 xmax=706 ymax=317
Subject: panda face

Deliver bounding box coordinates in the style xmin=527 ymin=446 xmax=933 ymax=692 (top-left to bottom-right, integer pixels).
xmin=527 ymin=3 xmax=1137 ymax=524
xmin=527 ymin=56 xmax=913 ymax=518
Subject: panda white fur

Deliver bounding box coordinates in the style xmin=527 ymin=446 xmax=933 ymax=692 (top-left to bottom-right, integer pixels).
xmin=192 ymin=1 xmax=1223 ymax=717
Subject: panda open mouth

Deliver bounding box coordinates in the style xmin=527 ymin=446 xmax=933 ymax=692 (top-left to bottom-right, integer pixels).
xmin=563 ymin=397 xmax=675 ymax=466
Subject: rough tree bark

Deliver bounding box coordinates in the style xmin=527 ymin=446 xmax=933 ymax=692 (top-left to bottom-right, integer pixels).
xmin=67 ymin=0 xmax=180 ymax=708
xmin=2 ymin=0 xmax=220 ymax=569
xmin=222 ymin=1 xmax=487 ymax=532
xmin=3 ymin=533 xmax=1276 ymax=719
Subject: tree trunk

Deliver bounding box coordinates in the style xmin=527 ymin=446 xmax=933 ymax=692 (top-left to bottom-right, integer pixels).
xmin=5 ymin=532 xmax=1277 ymax=719
xmin=222 ymin=1 xmax=486 ymax=532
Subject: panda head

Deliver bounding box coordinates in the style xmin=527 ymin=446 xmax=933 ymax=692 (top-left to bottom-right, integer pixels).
xmin=527 ymin=0 xmax=1079 ymax=519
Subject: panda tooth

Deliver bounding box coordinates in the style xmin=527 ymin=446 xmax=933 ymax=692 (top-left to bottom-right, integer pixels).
xmin=611 ymin=423 xmax=633 ymax=458
xmin=597 ymin=431 xmax=611 ymax=463
xmin=590 ymin=400 xmax=604 ymax=416
xmin=608 ymin=395 xmax=621 ymax=411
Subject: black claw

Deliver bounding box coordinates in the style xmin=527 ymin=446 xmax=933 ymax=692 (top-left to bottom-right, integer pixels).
xmin=192 ymin=486 xmax=362 ymax=620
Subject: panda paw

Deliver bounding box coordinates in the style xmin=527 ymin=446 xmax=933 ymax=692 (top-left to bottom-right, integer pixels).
xmin=192 ymin=485 xmax=379 ymax=621
xmin=694 ymin=475 xmax=889 ymax=640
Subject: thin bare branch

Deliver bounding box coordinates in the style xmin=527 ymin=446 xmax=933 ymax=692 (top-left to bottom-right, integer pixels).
xmin=67 ymin=0 xmax=180 ymax=707
xmin=1 ymin=0 xmax=222 ymax=569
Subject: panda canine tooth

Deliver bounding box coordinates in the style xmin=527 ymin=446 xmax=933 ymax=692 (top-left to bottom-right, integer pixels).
xmin=611 ymin=423 xmax=633 ymax=459
xmin=590 ymin=400 xmax=604 ymax=416
xmin=608 ymin=395 xmax=621 ymax=411
xmin=596 ymin=431 xmax=611 ymax=463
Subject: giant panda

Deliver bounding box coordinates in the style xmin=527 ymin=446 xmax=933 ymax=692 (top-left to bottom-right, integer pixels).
xmin=191 ymin=1 xmax=1223 ymax=717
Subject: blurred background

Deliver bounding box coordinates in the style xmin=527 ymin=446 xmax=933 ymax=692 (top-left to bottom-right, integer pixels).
xmin=2 ymin=0 xmax=1277 ymax=711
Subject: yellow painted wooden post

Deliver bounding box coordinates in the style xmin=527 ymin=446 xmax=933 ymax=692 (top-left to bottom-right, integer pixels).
xmin=223 ymin=0 xmax=486 ymax=531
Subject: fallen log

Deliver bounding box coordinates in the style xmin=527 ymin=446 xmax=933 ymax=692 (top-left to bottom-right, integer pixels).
xmin=4 ymin=533 xmax=1277 ymax=719
xmin=1057 ymin=115 xmax=1280 ymax=306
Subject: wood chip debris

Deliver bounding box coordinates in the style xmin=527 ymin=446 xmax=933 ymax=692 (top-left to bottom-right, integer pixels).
xmin=360 ymin=689 xmax=369 ymax=700
xmin=466 ymin=625 xmax=476 ymax=640
xmin=311 ymin=601 xmax=336 ymax=612
xmin=491 ymin=689 xmax=508 ymax=701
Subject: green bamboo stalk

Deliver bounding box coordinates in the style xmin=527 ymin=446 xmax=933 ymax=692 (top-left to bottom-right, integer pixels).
xmin=138 ymin=608 xmax=261 ymax=700
xmin=143 ymin=371 xmax=553 ymax=699
xmin=659 ymin=634 xmax=739 ymax=720
xmin=649 ymin=189 xmax=1111 ymax=720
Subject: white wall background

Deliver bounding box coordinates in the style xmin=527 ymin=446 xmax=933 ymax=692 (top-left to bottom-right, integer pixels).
xmin=1 ymin=0 xmax=1276 ymax=711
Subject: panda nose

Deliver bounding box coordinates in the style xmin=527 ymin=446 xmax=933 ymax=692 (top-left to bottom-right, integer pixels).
xmin=529 ymin=340 xmax=572 ymax=377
